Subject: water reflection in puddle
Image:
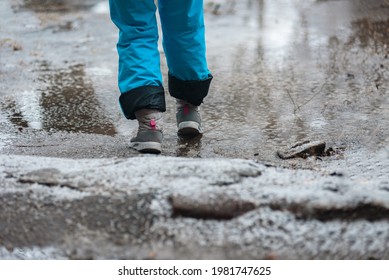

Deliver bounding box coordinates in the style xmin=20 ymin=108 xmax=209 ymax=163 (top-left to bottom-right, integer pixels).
xmin=4 ymin=62 xmax=116 ymax=136
xmin=199 ymin=0 xmax=389 ymax=158
xmin=38 ymin=62 xmax=116 ymax=135
xmin=1 ymin=0 xmax=387 ymax=159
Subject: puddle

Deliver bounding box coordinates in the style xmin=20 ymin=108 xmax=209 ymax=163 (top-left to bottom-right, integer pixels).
xmin=3 ymin=62 xmax=116 ymax=136
xmin=18 ymin=0 xmax=102 ymax=13
xmin=198 ymin=0 xmax=389 ymax=159
xmin=0 ymin=0 xmax=388 ymax=163
xmin=36 ymin=62 xmax=116 ymax=135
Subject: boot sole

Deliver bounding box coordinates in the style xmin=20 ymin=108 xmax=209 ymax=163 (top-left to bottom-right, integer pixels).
xmin=178 ymin=121 xmax=202 ymax=137
xmin=130 ymin=142 xmax=162 ymax=154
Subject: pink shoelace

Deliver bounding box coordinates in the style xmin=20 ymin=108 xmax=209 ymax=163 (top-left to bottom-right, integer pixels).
xmin=150 ymin=119 xmax=157 ymax=130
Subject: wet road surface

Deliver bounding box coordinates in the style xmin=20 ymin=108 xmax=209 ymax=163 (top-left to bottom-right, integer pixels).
xmin=0 ymin=0 xmax=388 ymax=173
xmin=1 ymin=0 xmax=389 ymax=260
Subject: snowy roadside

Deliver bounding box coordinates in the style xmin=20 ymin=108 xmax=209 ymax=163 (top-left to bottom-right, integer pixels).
xmin=1 ymin=154 xmax=388 ymax=259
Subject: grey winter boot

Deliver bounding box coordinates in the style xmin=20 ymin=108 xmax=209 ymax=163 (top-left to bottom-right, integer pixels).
xmin=176 ymin=99 xmax=202 ymax=137
xmin=130 ymin=109 xmax=163 ymax=154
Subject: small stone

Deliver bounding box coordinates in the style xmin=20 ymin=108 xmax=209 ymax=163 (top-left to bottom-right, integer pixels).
xmin=19 ymin=168 xmax=61 ymax=186
xmin=170 ymin=194 xmax=256 ymax=220
xmin=12 ymin=42 xmax=22 ymax=51
xmin=277 ymin=140 xmax=326 ymax=159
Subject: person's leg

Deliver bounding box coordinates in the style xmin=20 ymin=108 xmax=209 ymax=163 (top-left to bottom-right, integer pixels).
xmin=109 ymin=0 xmax=165 ymax=120
xmin=158 ymin=0 xmax=212 ymax=136
xmin=158 ymin=0 xmax=212 ymax=106
xmin=109 ymin=0 xmax=164 ymax=153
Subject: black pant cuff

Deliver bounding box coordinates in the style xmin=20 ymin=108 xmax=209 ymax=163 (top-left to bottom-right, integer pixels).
xmin=119 ymin=86 xmax=166 ymax=120
xmin=168 ymin=73 xmax=213 ymax=106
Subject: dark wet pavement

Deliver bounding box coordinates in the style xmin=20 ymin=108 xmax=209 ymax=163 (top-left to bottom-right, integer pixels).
xmin=0 ymin=0 xmax=388 ymax=172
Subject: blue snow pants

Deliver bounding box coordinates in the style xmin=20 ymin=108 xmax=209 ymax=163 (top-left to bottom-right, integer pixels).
xmin=109 ymin=0 xmax=213 ymax=119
